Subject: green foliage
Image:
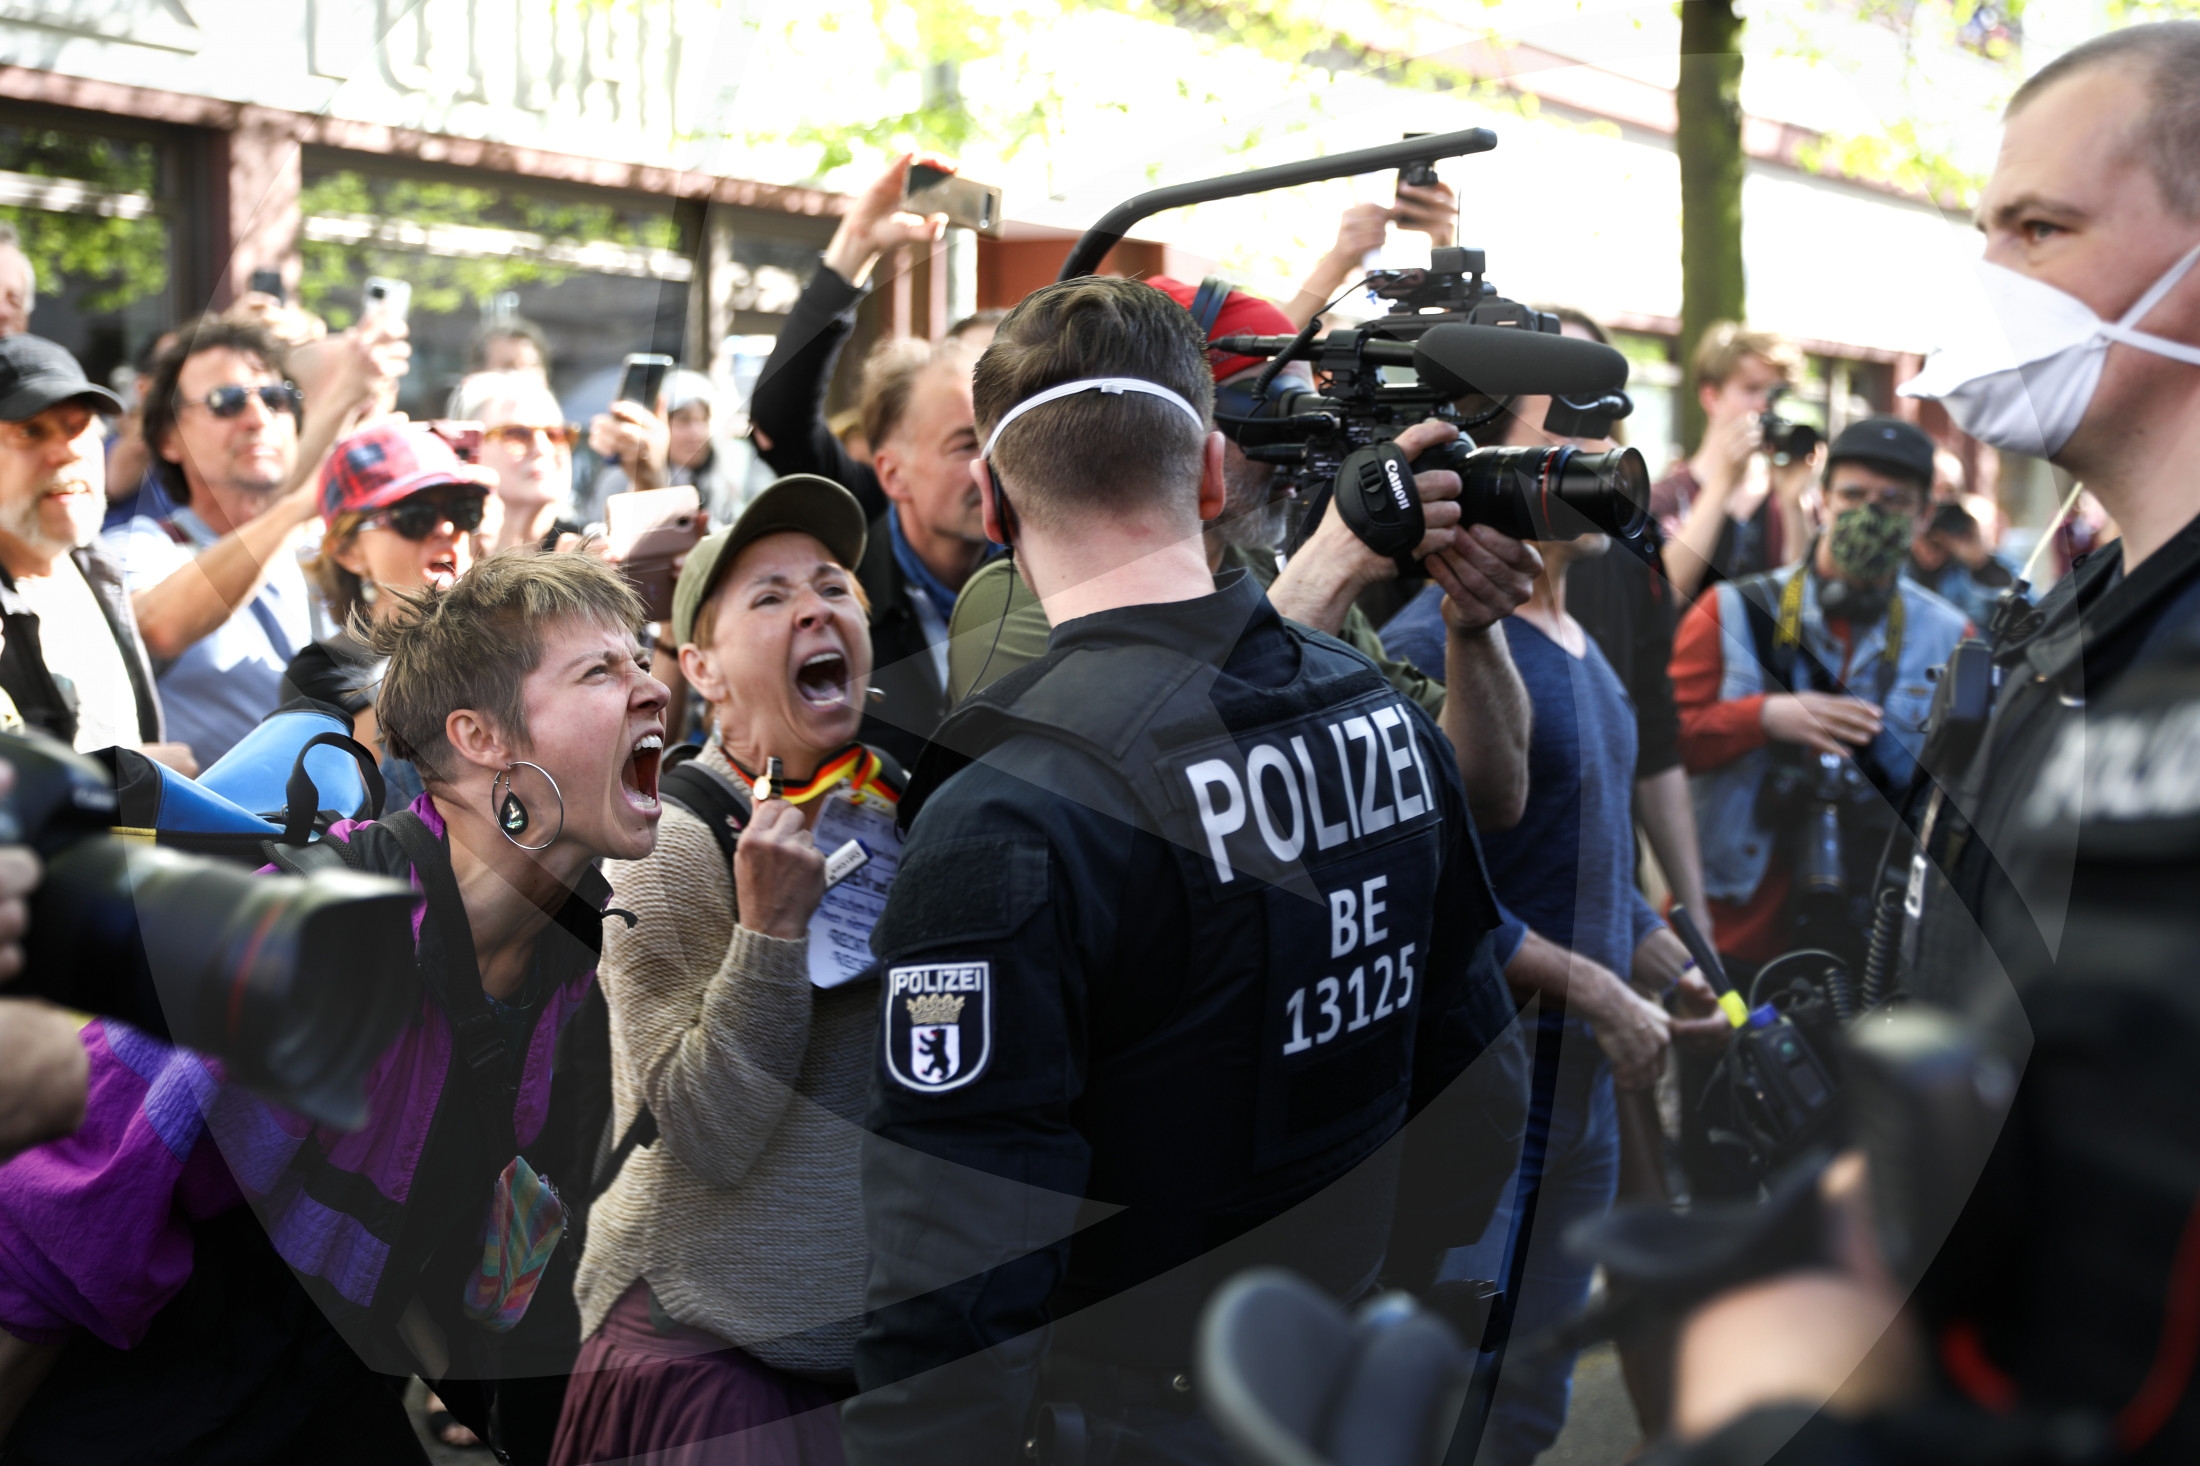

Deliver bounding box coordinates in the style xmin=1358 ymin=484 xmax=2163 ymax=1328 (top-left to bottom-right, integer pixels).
xmin=2101 ymin=0 xmax=2200 ymax=22
xmin=296 ymin=170 xmax=682 ymax=326
xmin=0 ymin=125 xmax=168 ymax=315
xmin=1794 ymin=122 xmax=1985 ymax=209
xmin=741 ymin=0 xmax=1526 ymax=183
xmin=0 ymin=208 xmax=168 ymax=316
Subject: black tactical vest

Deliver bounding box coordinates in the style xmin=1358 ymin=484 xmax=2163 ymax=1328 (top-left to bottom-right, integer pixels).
xmin=899 ymin=619 xmax=1493 ymax=1323
xmin=1925 ymin=628 xmax=2200 ymax=1454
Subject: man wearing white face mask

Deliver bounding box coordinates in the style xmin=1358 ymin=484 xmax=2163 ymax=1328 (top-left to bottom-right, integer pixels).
xmin=1891 ymin=19 xmax=2200 ymax=1009
xmin=1632 ymin=23 xmax=2200 ymax=1466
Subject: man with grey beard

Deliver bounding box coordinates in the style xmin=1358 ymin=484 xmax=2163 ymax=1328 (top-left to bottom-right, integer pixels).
xmin=0 ymin=335 xmax=189 ymax=770
xmin=946 ymin=277 xmax=1541 ymax=830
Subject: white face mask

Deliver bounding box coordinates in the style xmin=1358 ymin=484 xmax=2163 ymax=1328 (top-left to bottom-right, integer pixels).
xmin=1899 ymin=242 xmax=2200 ymax=459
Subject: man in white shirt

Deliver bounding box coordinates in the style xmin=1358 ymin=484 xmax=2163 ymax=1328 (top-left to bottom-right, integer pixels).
xmin=0 ymin=334 xmax=188 ymax=770
xmin=105 ymin=314 xmax=403 ymax=765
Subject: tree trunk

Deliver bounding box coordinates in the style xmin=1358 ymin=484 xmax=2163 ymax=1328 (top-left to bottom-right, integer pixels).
xmin=1676 ymin=0 xmax=1747 ymax=453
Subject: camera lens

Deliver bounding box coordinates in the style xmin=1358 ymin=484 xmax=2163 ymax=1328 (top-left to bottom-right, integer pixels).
xmin=22 ymin=836 xmax=420 ymax=1130
xmin=1448 ymin=444 xmax=1651 ymax=543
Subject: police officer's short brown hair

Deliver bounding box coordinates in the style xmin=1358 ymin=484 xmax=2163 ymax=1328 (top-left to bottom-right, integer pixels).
xmin=972 ymin=276 xmax=1212 ymax=531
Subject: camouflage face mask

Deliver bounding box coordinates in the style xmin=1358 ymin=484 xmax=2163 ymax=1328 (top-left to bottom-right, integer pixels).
xmin=1828 ymin=505 xmax=1911 ymax=587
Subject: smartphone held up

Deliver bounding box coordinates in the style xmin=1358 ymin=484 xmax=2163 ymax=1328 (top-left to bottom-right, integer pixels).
xmin=604 ymin=485 xmax=704 ymax=623
xmin=904 ymin=162 xmax=1003 ymax=239
xmin=618 ymin=353 xmax=675 ymax=410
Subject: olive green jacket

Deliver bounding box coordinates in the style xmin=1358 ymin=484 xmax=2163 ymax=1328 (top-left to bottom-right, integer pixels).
xmin=945 ymin=546 xmax=1445 ymax=718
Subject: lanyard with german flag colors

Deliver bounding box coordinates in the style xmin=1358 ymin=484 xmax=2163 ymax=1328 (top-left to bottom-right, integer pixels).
xmin=721 ymin=743 xmax=899 ymax=811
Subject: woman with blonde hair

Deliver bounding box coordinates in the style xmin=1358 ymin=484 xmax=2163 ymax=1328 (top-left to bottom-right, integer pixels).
xmin=554 ymin=474 xmax=899 ymax=1465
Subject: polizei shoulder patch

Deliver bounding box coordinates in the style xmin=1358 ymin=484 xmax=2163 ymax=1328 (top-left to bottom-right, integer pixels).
xmin=885 ymin=961 xmax=992 ymax=1093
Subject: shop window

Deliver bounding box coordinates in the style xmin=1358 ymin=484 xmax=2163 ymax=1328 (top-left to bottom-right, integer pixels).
xmin=299 ymin=153 xmax=694 ymax=420
xmin=0 ymin=116 xmax=173 ymax=391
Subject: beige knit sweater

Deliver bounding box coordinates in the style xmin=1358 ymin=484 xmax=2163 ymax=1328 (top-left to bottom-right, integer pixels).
xmin=576 ymin=742 xmax=877 ymax=1378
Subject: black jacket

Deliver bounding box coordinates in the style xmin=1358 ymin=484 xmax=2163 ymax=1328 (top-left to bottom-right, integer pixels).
xmin=1908 ymin=509 xmax=2200 ymax=1008
xmin=0 ymin=544 xmax=163 ymax=747
xmin=749 ymin=265 xmax=889 ymax=523
xmin=844 ymin=572 xmax=1526 ymax=1465
xmin=855 ymin=510 xmax=949 ymax=773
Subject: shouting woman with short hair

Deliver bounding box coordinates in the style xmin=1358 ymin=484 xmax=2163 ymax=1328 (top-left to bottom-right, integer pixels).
xmin=0 ymin=550 xmax=668 ymax=1462
xmin=552 ymin=474 xmax=902 ymax=1466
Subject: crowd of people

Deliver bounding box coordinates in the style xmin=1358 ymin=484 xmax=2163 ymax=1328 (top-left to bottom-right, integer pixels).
xmin=0 ymin=18 xmax=2194 ymax=1465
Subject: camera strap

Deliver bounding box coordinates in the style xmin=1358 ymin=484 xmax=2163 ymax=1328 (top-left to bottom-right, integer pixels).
xmin=383 ymin=809 xmax=521 ymax=1164
xmin=1763 ymin=567 xmax=1905 ymax=712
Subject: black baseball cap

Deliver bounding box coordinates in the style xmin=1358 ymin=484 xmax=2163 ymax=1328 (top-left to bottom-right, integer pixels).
xmin=1825 ymin=415 xmax=1936 ymax=488
xmin=0 ymin=335 xmax=122 ymax=423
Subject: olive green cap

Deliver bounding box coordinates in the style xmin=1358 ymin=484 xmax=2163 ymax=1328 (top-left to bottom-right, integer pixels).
xmin=670 ymin=474 xmax=869 ymax=647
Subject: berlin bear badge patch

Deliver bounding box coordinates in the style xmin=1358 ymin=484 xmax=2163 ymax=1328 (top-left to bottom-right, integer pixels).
xmin=885 ymin=962 xmax=991 ymax=1093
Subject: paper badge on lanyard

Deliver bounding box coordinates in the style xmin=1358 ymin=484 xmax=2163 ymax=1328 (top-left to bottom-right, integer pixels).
xmin=885 ymin=961 xmax=991 ymax=1092
xmin=807 ymin=786 xmax=903 ymax=988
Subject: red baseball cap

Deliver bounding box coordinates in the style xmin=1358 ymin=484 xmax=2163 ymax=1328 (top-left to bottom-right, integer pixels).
xmin=1146 ymin=277 xmax=1297 ymax=384
xmin=319 ymin=420 xmax=495 ymax=528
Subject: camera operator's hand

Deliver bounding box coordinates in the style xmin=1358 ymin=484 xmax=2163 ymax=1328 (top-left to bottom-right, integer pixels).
xmin=1270 ymin=419 xmax=1476 ymax=633
xmin=1761 ymin=692 xmax=1882 ymax=757
xmin=1699 ymin=407 xmax=1764 ymax=496
xmin=1433 ymin=526 xmax=1542 ymax=635
xmin=1391 ymin=180 xmax=1458 ymax=248
xmin=1771 ymin=441 xmax=1824 ymax=546
xmin=590 ymin=400 xmax=672 ymax=493
xmin=1591 ymin=975 xmax=1673 ymax=1091
xmin=0 ymin=1001 xmax=88 ymax=1161
xmin=1668 ymin=965 xmax=1734 ymax=1050
xmin=823 ymin=153 xmax=948 ymax=288
xmin=734 ymin=796 xmax=827 ymax=942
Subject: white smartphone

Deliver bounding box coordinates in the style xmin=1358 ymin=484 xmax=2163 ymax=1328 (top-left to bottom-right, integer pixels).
xmin=362 ymin=276 xmax=412 ymax=325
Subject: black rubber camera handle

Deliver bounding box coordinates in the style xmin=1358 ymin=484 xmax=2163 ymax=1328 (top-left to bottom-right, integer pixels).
xmin=1332 ymin=441 xmax=1426 ymax=577
xmin=1057 ymin=127 xmax=1497 ymax=282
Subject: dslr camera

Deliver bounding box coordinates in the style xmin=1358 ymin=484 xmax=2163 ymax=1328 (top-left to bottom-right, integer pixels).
xmin=1759 ymin=385 xmax=1822 ymax=465
xmin=0 ymin=729 xmax=420 ymax=1129
xmin=1206 ymin=245 xmax=1655 ymax=568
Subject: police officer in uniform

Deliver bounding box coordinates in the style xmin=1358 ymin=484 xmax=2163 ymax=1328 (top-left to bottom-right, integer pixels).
xmin=1889 ymin=22 xmax=2200 ymax=1012
xmin=1628 ymin=23 xmax=2200 ymax=1462
xmin=841 ymin=276 xmax=1528 ymax=1465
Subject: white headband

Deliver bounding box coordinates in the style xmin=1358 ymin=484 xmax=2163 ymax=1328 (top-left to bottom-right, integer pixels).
xmin=981 ymin=376 xmax=1207 ymax=458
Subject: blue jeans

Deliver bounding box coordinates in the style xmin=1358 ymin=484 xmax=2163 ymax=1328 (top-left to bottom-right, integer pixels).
xmin=1442 ymin=1014 xmax=1621 ymax=1466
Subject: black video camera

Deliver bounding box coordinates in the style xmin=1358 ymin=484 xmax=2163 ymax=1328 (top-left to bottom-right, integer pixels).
xmin=1670 ymin=908 xmax=1844 ymax=1177
xmin=1207 ymin=245 xmax=1654 ymax=571
xmin=1759 ymin=386 xmax=1822 ymax=465
xmin=0 ymin=729 xmax=421 ymax=1129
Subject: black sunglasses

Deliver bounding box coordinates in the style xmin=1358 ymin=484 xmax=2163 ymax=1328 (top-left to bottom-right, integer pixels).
xmin=188 ymin=383 xmax=303 ymax=419
xmin=371 ymin=492 xmax=487 ymax=540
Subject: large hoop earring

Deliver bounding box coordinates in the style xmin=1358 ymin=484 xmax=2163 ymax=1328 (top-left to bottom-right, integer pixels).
xmin=492 ymin=761 xmax=564 ymax=852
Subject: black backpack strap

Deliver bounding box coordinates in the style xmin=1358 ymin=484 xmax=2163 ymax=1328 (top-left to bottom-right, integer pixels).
xmin=658 ymin=759 xmax=750 ymax=871
xmin=280 ymin=730 xmax=388 ymax=845
xmin=262 ymin=831 xmax=370 ymax=877
xmin=381 ymin=810 xmax=520 ymax=1161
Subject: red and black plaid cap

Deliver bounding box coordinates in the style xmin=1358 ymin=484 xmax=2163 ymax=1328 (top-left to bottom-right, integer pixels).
xmin=318 ymin=419 xmax=496 ymax=528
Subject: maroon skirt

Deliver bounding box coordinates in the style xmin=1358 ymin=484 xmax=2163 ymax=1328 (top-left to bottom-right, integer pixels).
xmin=550 ymin=1282 xmax=849 ymax=1466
